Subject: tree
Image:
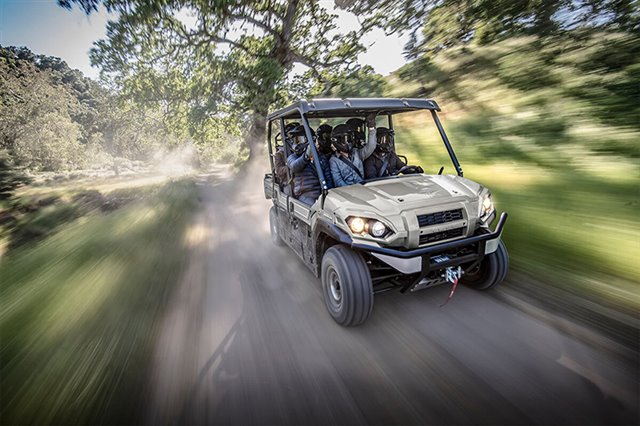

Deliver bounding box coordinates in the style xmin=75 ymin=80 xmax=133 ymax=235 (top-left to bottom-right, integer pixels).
xmin=328 ymin=65 xmax=387 ymax=97
xmin=342 ymin=0 xmax=638 ymax=57
xmin=0 ymin=47 xmax=86 ymax=170
xmin=1 ymin=46 xmax=176 ymax=172
xmin=59 ymin=0 xmax=370 ymax=159
xmin=13 ymin=111 xmax=83 ymax=171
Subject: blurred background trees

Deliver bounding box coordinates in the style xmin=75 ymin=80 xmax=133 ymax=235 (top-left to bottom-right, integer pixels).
xmin=59 ymin=0 xmax=374 ymax=159
xmin=1 ymin=0 xmax=638 ymax=172
xmin=0 ymin=46 xmax=172 ymax=173
xmin=347 ymin=0 xmax=638 ymax=55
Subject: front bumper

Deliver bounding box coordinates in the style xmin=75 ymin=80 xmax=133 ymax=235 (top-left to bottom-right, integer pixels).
xmin=355 ymin=212 xmax=508 ymax=275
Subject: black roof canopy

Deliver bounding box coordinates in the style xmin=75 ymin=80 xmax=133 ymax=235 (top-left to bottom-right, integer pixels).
xmin=267 ymin=98 xmax=441 ymax=120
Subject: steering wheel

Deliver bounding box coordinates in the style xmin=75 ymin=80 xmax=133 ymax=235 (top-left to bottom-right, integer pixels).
xmin=392 ymin=165 xmax=424 ymax=175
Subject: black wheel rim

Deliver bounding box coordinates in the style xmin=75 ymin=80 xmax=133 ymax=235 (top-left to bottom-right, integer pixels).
xmin=326 ymin=266 xmax=342 ymax=310
xmin=464 ymin=260 xmax=488 ymax=283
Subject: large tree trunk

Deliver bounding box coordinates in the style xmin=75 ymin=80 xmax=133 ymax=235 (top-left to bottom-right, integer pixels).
xmin=244 ymin=0 xmax=298 ymax=163
xmin=246 ymin=111 xmax=267 ymax=162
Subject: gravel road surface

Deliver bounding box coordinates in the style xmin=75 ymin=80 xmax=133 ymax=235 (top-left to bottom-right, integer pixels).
xmin=144 ymin=165 xmax=638 ymax=425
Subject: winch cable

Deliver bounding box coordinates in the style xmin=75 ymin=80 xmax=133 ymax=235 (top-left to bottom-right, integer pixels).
xmin=440 ymin=276 xmax=459 ymax=307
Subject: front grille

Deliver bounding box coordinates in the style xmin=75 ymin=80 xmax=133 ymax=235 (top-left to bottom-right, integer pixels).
xmin=419 ymin=227 xmax=464 ymax=245
xmin=417 ymin=209 xmax=463 ymax=227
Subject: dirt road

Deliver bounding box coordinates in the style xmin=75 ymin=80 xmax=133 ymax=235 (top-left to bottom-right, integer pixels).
xmin=144 ymin=165 xmax=638 ymax=425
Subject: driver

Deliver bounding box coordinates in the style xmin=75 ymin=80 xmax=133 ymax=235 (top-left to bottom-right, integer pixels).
xmin=330 ymin=113 xmax=377 ymax=187
xmin=364 ymin=127 xmax=406 ymax=178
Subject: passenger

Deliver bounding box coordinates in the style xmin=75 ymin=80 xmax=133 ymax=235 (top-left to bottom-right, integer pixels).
xmin=273 ymin=122 xmax=299 ymax=195
xmin=346 ymin=118 xmax=366 ymax=148
xmin=286 ymin=125 xmax=322 ymax=205
xmin=273 ymin=145 xmax=290 ymax=194
xmin=330 ymin=114 xmax=377 ymax=187
xmin=315 ymin=124 xmax=334 ymax=189
xmin=364 ymin=127 xmax=406 ymax=178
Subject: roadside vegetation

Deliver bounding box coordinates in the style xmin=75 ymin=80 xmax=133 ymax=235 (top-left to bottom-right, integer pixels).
xmin=0 ymin=177 xmax=198 ymax=424
xmin=389 ymin=32 xmax=639 ymax=321
xmin=0 ymin=0 xmax=638 ymax=422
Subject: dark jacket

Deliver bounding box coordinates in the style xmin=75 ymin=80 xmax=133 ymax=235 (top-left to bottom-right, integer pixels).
xmin=364 ymin=151 xmax=405 ymax=179
xmin=287 ymin=152 xmax=321 ymax=200
xmin=317 ymin=152 xmax=334 ymax=189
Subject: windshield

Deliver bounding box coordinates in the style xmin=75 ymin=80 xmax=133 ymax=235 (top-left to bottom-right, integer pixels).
xmin=302 ymin=110 xmax=460 ymax=181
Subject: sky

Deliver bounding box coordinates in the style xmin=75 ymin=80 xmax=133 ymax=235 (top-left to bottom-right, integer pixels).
xmin=0 ymin=0 xmax=409 ymax=80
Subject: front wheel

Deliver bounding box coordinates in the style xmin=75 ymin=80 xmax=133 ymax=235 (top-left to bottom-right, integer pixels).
xmin=321 ymin=245 xmax=373 ymax=326
xmin=462 ymin=240 xmax=509 ymax=290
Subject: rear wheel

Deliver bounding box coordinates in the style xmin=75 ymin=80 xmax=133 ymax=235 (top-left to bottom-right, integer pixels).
xmin=462 ymin=240 xmax=509 ymax=290
xmin=269 ymin=206 xmax=285 ymax=246
xmin=321 ymin=245 xmax=373 ymax=326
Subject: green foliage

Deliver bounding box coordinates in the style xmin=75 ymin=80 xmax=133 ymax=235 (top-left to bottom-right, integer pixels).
xmin=562 ymin=32 xmax=640 ymax=129
xmin=329 ymin=65 xmax=388 ymax=97
xmin=0 ymin=151 xmax=31 ymax=200
xmin=14 ymin=112 xmax=84 ymax=171
xmin=496 ymin=48 xmax=562 ymax=90
xmin=0 ymin=46 xmax=191 ymax=171
xmin=8 ymin=202 xmax=80 ymax=250
xmin=0 ymin=179 xmax=197 ymax=424
xmin=345 ymin=0 xmax=639 ymax=56
xmin=61 ymin=0 xmax=371 ymax=157
xmin=392 ymin=33 xmax=640 ymax=157
xmin=0 ymin=47 xmax=80 ymax=152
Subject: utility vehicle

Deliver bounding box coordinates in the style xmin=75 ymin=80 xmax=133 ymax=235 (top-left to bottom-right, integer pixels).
xmin=263 ymin=98 xmax=508 ymax=326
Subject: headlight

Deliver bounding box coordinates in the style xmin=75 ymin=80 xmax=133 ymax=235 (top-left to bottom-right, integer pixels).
xmin=348 ymin=217 xmax=366 ymax=234
xmin=479 ymin=192 xmax=495 ymax=222
xmin=370 ymin=221 xmax=387 ymax=237
xmin=347 ymin=216 xmax=390 ymax=238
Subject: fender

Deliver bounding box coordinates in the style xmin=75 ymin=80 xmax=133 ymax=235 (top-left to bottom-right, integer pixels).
xmin=312 ymin=217 xmax=353 ymax=276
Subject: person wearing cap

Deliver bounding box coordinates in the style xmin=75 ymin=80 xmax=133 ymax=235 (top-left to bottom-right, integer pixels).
xmin=330 ymin=113 xmax=377 ymax=187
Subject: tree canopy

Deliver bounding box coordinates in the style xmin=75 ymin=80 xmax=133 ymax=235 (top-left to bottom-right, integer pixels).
xmin=0 ymin=46 xmax=175 ymax=172
xmin=60 ymin=0 xmax=375 ymax=158
xmin=344 ymin=0 xmax=639 ymax=56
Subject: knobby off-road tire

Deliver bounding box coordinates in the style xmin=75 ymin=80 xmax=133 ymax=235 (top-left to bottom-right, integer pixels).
xmin=321 ymin=245 xmax=374 ymax=326
xmin=269 ymin=206 xmax=285 ymax=246
xmin=462 ymin=240 xmax=509 ymax=290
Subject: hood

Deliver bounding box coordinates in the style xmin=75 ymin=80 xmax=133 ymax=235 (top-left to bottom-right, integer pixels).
xmin=327 ymin=174 xmax=480 ymax=215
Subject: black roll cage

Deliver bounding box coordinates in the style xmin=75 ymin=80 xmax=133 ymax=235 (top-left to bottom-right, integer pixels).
xmin=267 ymin=98 xmax=464 ymax=199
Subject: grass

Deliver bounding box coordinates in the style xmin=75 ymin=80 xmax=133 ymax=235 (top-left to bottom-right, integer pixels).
xmin=393 ymin=113 xmax=639 ymax=316
xmin=387 ymin=32 xmax=640 ymax=316
xmin=0 ymin=178 xmax=198 ymax=424
xmin=0 ymin=172 xmax=175 ymax=256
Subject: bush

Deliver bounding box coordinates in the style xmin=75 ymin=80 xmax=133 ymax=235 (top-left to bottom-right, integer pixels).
xmin=0 ymin=150 xmax=31 ymax=200
xmin=496 ymin=50 xmax=561 ymax=91
xmin=13 ymin=111 xmax=84 ymax=171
